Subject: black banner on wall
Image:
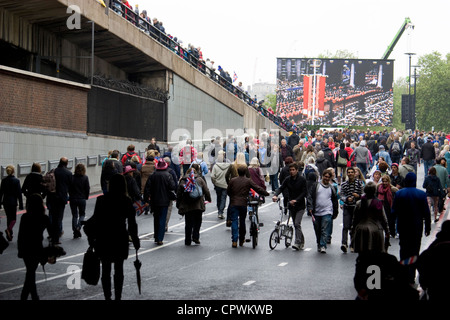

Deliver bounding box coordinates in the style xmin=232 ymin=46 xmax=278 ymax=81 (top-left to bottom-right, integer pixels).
xmin=88 ymin=86 xmax=167 ymax=141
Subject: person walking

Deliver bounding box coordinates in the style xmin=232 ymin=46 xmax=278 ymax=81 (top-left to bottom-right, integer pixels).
xmin=176 ymin=167 xmax=211 ymax=245
xmin=422 ymin=167 xmax=444 ymax=223
xmin=48 ymin=157 xmax=73 ymax=245
xmin=352 ymin=182 xmax=390 ymax=254
xmin=272 ymin=162 xmax=308 ymax=250
xmin=377 ymin=175 xmax=398 ymax=237
xmin=21 ymin=163 xmax=46 ymax=202
xmin=340 ymin=167 xmax=364 ymax=253
xmin=144 ymin=158 xmax=176 ymax=245
xmin=0 ymin=165 xmax=24 ymax=241
xmin=392 ymin=172 xmax=431 ymax=284
xmin=84 ymin=174 xmax=140 ymax=300
xmin=211 ymin=153 xmax=231 ymax=220
xmin=350 ymin=141 xmax=370 ymax=177
xmin=306 ymin=168 xmax=338 ymax=253
xmin=227 ymin=165 xmax=269 ymax=248
xmin=421 ymin=137 xmax=436 ymax=177
xmin=17 ymin=193 xmax=50 ymax=300
xmin=69 ymin=163 xmax=90 ymax=239
xmin=417 ymin=220 xmax=450 ymax=300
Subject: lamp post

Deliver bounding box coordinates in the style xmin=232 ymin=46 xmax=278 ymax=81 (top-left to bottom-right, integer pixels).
xmin=404 ymin=53 xmax=416 ymax=130
xmin=411 ymin=65 xmax=420 ymax=131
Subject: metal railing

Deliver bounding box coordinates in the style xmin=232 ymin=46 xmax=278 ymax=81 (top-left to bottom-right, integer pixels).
xmin=108 ymin=0 xmax=293 ymax=132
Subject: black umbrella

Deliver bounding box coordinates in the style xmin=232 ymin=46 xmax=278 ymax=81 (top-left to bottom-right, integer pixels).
xmin=134 ymin=249 xmax=142 ymax=294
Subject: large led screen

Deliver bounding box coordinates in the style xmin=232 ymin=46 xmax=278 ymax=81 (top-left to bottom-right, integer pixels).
xmin=276 ymin=58 xmax=394 ymax=127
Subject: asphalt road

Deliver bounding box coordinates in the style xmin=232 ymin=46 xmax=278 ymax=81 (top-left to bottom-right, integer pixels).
xmin=0 ymin=165 xmax=447 ymax=301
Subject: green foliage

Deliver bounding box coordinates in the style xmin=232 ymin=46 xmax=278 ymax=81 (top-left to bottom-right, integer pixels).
xmin=415 ymin=52 xmax=450 ymax=132
xmin=263 ymin=93 xmax=277 ymax=112
xmin=317 ymin=49 xmax=359 ymax=59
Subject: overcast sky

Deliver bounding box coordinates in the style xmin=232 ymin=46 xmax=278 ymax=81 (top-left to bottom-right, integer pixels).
xmin=136 ymin=0 xmax=450 ymax=89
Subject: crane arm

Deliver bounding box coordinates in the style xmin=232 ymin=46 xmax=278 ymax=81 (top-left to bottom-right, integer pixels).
xmin=382 ymin=17 xmax=414 ymax=60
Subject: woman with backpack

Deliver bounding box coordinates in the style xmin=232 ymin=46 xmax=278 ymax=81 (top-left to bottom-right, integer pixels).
xmin=176 ymin=167 xmax=211 ymax=246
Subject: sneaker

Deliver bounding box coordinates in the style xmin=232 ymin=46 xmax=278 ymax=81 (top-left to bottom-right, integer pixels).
xmin=341 ymin=244 xmax=348 ymax=253
xmin=292 ymin=244 xmax=300 ymax=251
xmin=192 ymin=239 xmax=200 ymax=245
xmin=320 ymin=247 xmax=326 ymax=253
xmin=218 ymin=214 xmax=224 ymax=219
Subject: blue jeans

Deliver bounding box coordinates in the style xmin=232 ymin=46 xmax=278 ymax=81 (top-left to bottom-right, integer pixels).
xmin=356 ymin=163 xmax=367 ymax=178
xmin=313 ymin=214 xmax=332 ymax=248
xmin=229 ymin=206 xmax=247 ymax=243
xmin=423 ymin=159 xmax=435 ymax=177
xmin=215 ymin=186 xmax=227 ymax=216
xmin=70 ymin=198 xmax=86 ymax=232
xmin=153 ymin=206 xmax=168 ymax=242
xmin=270 ymin=174 xmax=279 ymax=192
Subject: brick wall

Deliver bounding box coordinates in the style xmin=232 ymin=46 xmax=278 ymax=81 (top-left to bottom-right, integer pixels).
xmin=0 ymin=66 xmax=89 ymax=133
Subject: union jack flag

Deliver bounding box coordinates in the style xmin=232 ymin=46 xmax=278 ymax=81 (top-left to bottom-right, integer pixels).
xmin=184 ymin=170 xmax=196 ymax=192
xmin=249 ymin=188 xmax=260 ymax=199
xmin=133 ymin=200 xmax=146 ymax=216
xmin=399 ymin=255 xmax=418 ymax=266
xmin=233 ymin=71 xmax=238 ymax=83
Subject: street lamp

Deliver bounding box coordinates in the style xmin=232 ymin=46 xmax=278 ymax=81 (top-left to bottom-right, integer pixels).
xmin=411 ymin=65 xmax=421 ymax=131
xmin=404 ymin=52 xmax=416 ymax=130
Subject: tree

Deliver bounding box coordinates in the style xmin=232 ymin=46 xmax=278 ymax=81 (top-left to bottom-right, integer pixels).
xmin=317 ymin=49 xmax=359 ymax=59
xmin=263 ymin=93 xmax=276 ymax=113
xmin=415 ymin=52 xmax=450 ymax=132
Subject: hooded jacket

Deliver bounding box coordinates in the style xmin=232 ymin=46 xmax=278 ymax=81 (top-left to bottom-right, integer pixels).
xmin=211 ymin=162 xmax=231 ymax=189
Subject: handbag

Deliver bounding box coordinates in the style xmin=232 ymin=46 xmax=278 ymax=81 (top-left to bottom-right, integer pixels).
xmin=0 ymin=232 xmax=8 ymax=254
xmin=337 ymin=154 xmax=347 ymax=167
xmin=81 ymin=246 xmax=100 ymax=286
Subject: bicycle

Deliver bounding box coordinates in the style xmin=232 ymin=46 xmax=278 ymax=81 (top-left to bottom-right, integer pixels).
xmin=246 ymin=191 xmax=265 ymax=249
xmin=269 ymin=198 xmax=293 ymax=250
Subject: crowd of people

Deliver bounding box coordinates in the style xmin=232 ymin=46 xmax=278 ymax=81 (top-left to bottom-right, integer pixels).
xmin=1 ymin=127 xmax=450 ymax=300
xmin=105 ymin=0 xmax=293 ymax=132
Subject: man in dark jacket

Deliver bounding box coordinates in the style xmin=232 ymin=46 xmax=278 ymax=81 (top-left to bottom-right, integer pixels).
xmin=48 ymin=157 xmax=73 ymax=245
xmin=272 ymin=162 xmax=308 ymax=250
xmin=421 ymin=137 xmax=436 ymax=177
xmin=144 ymin=159 xmax=176 ymax=245
xmin=392 ymin=172 xmax=431 ymax=283
xmin=227 ymin=165 xmax=269 ymax=248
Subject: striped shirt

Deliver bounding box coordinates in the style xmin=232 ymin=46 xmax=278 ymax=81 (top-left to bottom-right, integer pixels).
xmin=340 ymin=179 xmax=364 ymax=206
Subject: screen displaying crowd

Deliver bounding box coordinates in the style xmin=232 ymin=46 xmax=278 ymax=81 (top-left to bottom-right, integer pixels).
xmin=276 ymin=58 xmax=394 ymax=127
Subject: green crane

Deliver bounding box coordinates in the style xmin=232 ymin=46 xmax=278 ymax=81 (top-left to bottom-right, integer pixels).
xmin=382 ymin=17 xmax=414 ymax=60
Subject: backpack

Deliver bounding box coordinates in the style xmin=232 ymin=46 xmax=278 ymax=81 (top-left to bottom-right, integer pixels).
xmin=391 ymin=142 xmax=401 ymax=155
xmin=123 ymin=153 xmax=134 ymax=167
xmin=187 ymin=180 xmax=203 ymax=199
xmin=303 ymin=165 xmax=316 ymax=178
xmin=42 ymin=169 xmax=56 ymax=193
xmin=184 ymin=172 xmax=203 ymax=200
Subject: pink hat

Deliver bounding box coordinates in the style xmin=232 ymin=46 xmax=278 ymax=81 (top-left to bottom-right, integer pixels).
xmin=123 ymin=165 xmax=136 ymax=174
xmin=155 ymin=159 xmax=168 ymax=170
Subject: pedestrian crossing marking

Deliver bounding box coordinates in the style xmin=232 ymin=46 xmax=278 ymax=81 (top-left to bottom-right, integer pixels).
xmin=278 ymin=262 xmax=288 ymax=267
xmin=243 ymin=280 xmax=255 ymax=286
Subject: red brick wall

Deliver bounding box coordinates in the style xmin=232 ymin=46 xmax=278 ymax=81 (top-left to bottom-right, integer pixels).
xmin=0 ymin=68 xmax=88 ymax=133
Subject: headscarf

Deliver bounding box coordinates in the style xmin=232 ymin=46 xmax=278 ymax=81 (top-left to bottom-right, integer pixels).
xmin=377 ymin=182 xmax=393 ymax=207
